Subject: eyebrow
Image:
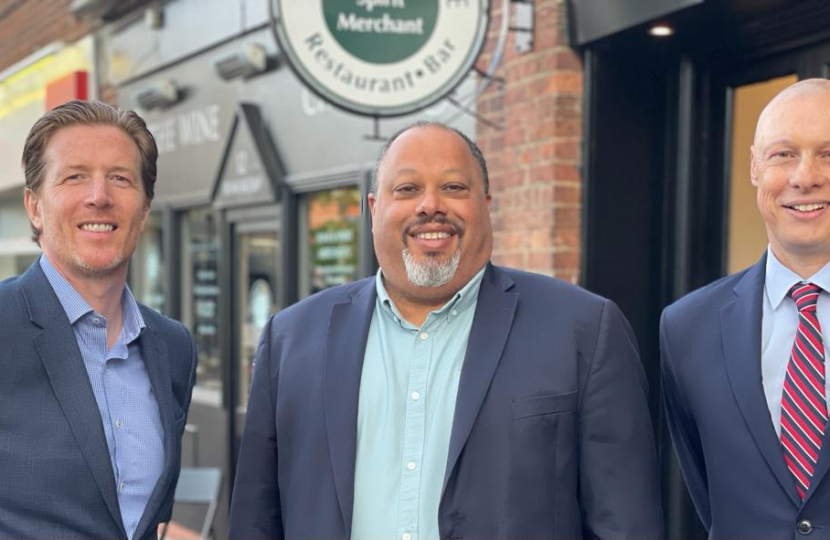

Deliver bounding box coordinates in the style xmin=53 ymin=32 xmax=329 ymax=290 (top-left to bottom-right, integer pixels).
xmin=60 ymin=164 xmax=137 ymax=174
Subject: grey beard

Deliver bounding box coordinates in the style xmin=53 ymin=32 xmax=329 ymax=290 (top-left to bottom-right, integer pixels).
xmin=402 ymin=247 xmax=461 ymax=287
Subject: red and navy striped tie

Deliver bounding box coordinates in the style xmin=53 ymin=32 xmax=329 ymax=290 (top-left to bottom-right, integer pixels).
xmin=781 ymin=282 xmax=827 ymax=500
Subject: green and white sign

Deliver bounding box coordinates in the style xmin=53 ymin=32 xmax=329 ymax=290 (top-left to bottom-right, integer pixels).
xmin=273 ymin=0 xmax=490 ymax=117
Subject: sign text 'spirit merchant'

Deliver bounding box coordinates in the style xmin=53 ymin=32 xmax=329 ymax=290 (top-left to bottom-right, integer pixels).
xmin=274 ymin=0 xmax=489 ymax=116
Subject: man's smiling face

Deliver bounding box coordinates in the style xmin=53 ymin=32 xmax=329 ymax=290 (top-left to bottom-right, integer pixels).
xmin=368 ymin=125 xmax=492 ymax=302
xmin=25 ymin=124 xmax=150 ymax=282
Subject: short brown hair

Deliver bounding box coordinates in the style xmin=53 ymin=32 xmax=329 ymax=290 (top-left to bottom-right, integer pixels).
xmin=22 ymin=99 xmax=158 ymax=242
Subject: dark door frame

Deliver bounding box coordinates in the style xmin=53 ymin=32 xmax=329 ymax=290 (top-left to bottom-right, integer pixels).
xmin=583 ymin=26 xmax=830 ymax=540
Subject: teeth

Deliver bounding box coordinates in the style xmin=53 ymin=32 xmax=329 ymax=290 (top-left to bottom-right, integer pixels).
xmin=81 ymin=223 xmax=114 ymax=232
xmin=792 ymin=204 xmax=826 ymax=212
xmin=415 ymin=231 xmax=451 ymax=240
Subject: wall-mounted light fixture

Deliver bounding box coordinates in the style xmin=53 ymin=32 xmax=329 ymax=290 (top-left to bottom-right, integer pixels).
xmin=511 ymin=0 xmax=534 ymax=54
xmin=649 ymin=24 xmax=675 ymax=37
xmin=133 ymin=79 xmax=181 ymax=110
xmin=214 ymin=43 xmax=269 ymax=81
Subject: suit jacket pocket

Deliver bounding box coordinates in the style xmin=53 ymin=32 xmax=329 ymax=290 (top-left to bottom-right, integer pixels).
xmin=512 ymin=390 xmax=578 ymax=420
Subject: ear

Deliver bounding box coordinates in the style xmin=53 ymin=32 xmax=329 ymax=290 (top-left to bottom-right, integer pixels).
xmin=750 ymin=146 xmax=759 ymax=187
xmin=139 ymin=199 xmax=151 ymax=232
xmin=367 ymin=192 xmax=377 ymax=218
xmin=24 ymin=189 xmax=42 ymax=232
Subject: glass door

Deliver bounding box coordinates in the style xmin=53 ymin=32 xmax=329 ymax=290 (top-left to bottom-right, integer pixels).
xmin=231 ymin=220 xmax=280 ymax=462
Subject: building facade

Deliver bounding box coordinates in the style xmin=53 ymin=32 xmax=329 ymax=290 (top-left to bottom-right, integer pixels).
xmin=5 ymin=0 xmax=830 ymax=537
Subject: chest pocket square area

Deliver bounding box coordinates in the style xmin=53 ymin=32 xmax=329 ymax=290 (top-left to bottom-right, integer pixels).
xmin=511 ymin=390 xmax=578 ymax=420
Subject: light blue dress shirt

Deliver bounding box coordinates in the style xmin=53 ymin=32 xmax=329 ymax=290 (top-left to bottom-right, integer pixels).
xmin=351 ymin=266 xmax=486 ymax=540
xmin=762 ymin=248 xmax=830 ymax=437
xmin=40 ymin=256 xmax=164 ymax=540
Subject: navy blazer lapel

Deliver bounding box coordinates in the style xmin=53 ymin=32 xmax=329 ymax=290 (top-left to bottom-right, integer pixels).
xmin=721 ymin=257 xmax=801 ymax=507
xmin=323 ymin=280 xmax=377 ymax=535
xmin=807 ymin=423 xmax=830 ymax=505
xmin=20 ymin=263 xmax=126 ymax=536
xmin=134 ymin=326 xmax=176 ymax=539
xmin=442 ymin=265 xmax=517 ymax=496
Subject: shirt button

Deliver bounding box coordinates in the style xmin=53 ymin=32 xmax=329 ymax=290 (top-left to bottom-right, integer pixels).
xmin=402 ymin=534 xmax=412 ymax=540
xmin=419 ymin=332 xmax=428 ymax=340
xmin=451 ymin=309 xmax=458 ymax=317
xmin=118 ymin=482 xmax=125 ymax=493
xmin=411 ymin=391 xmax=421 ymax=401
xmin=92 ymin=317 xmax=101 ymax=325
xmin=115 ymin=419 xmax=123 ymax=429
xmin=407 ymin=461 xmax=416 ymax=471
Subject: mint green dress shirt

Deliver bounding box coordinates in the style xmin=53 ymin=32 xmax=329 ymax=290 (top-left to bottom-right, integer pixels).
xmin=351 ymin=266 xmax=486 ymax=540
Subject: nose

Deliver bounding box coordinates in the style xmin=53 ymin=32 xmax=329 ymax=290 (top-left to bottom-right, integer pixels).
xmin=790 ymin=155 xmax=828 ymax=190
xmin=85 ymin=176 xmax=113 ymax=208
xmin=415 ymin=186 xmax=447 ymax=216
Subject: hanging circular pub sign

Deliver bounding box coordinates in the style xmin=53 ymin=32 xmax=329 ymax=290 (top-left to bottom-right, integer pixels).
xmin=272 ymin=0 xmax=490 ymax=117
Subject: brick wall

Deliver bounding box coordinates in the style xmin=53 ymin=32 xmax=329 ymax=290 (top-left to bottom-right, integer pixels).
xmin=476 ymin=0 xmax=583 ymax=283
xmin=0 ymin=0 xmax=93 ymax=71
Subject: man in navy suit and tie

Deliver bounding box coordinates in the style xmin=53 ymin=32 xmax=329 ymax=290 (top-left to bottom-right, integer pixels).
xmin=0 ymin=100 xmax=197 ymax=539
xmin=662 ymin=79 xmax=830 ymax=537
xmin=229 ymin=122 xmax=663 ymax=539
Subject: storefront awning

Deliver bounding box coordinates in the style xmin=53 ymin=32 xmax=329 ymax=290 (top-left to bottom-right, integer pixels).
xmin=568 ymin=0 xmax=705 ymax=45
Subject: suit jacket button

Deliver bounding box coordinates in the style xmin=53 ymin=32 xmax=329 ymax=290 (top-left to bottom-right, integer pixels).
xmin=797 ymin=520 xmax=814 ymax=535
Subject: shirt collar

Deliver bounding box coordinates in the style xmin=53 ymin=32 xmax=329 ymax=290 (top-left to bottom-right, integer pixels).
xmin=765 ymin=246 xmax=830 ymax=310
xmin=375 ymin=265 xmax=487 ymax=327
xmin=40 ymin=255 xmax=146 ymax=340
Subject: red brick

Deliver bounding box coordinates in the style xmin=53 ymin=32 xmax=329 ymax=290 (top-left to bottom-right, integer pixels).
xmin=477 ymin=0 xmax=583 ymax=279
xmin=554 ymin=251 xmax=580 ymax=270
xmin=504 ymin=127 xmax=527 ymax=146
xmin=553 ymin=164 xmax=580 ymax=182
xmin=529 ymin=252 xmax=556 ymax=271
xmin=553 ymin=207 xmax=581 ymax=228
xmin=554 ymin=142 xmax=580 ymax=161
xmin=553 ymin=185 xmax=581 ymax=205
xmin=0 ymin=0 xmax=97 ymax=73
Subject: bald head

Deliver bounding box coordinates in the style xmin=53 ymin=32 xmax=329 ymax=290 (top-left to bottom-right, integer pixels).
xmin=755 ymin=78 xmax=830 ymax=147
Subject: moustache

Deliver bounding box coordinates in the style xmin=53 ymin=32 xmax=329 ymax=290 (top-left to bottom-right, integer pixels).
xmin=402 ymin=216 xmax=464 ymax=241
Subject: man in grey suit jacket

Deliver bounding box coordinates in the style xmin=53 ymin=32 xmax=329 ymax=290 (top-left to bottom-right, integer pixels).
xmin=0 ymin=100 xmax=197 ymax=540
xmin=662 ymin=79 xmax=830 ymax=537
xmin=229 ymin=122 xmax=662 ymax=539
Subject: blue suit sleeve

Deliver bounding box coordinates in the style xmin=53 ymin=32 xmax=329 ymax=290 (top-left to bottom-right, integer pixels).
xmin=660 ymin=309 xmax=711 ymax=529
xmin=579 ymin=300 xmax=664 ymax=539
xmin=229 ymin=316 xmax=285 ymax=540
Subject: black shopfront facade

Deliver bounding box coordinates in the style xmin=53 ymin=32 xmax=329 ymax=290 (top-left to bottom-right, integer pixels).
xmin=572 ymin=0 xmax=830 ymax=536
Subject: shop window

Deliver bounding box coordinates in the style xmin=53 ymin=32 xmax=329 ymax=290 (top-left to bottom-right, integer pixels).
xmin=180 ymin=208 xmax=222 ymax=404
xmin=299 ymin=187 xmax=362 ymax=298
xmin=132 ymin=212 xmax=165 ymax=313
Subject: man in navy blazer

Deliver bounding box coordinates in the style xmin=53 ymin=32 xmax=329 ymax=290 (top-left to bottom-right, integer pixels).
xmin=0 ymin=100 xmax=197 ymax=540
xmin=229 ymin=122 xmax=662 ymax=539
xmin=662 ymin=79 xmax=830 ymax=537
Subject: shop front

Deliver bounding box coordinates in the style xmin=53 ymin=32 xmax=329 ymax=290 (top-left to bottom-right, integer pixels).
xmin=571 ymin=0 xmax=830 ymax=536
xmin=109 ymin=6 xmax=474 ymax=532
